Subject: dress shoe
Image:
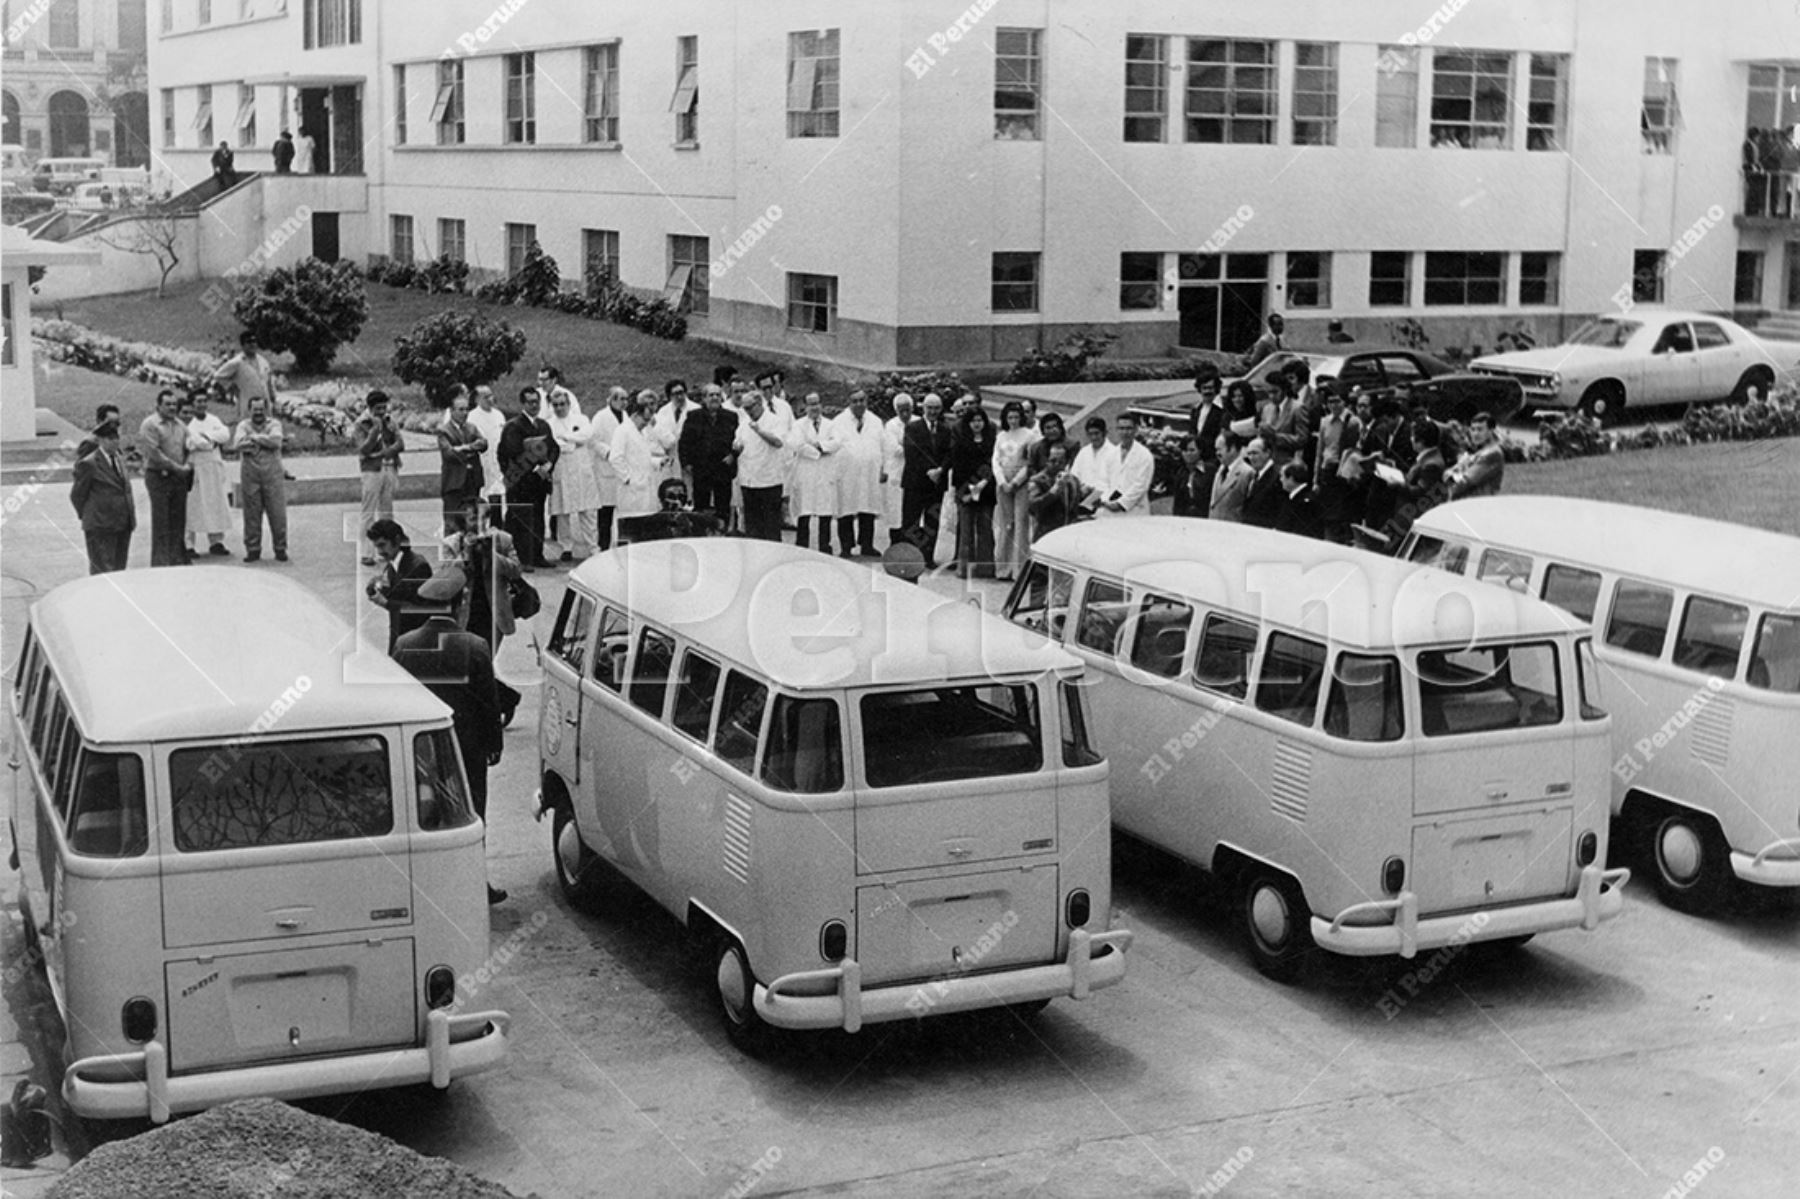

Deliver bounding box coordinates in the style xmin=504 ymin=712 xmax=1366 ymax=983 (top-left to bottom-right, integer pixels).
xmin=487 ymin=885 xmax=507 ymax=905
xmin=208 ymin=543 xmax=230 ymax=557
xmin=274 ymin=551 xmax=289 ymax=562
xmin=243 ymin=552 xmax=261 ymax=562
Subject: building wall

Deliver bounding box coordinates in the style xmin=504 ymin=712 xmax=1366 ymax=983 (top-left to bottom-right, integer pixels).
xmin=3 ymin=0 xmax=150 ymax=164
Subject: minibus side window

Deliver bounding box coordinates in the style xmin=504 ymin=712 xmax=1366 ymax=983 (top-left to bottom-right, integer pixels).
xmin=1323 ymin=653 xmax=1403 ymax=742
xmin=1576 ymin=639 xmax=1606 ymax=719
xmin=20 ymin=646 xmax=47 ymax=735
xmin=1748 ymin=614 xmax=1800 ymax=694
xmin=1255 ymin=633 xmax=1327 ymax=726
xmin=1417 ymin=642 xmax=1563 ymax=736
xmin=30 ymin=679 xmax=60 ymax=760
xmin=67 ymin=750 xmax=148 ymax=857
xmin=1605 ymin=581 xmax=1674 ymax=658
xmin=761 ymin=695 xmax=844 ymax=794
xmin=1193 ymin=614 xmax=1257 ymax=699
xmin=1075 ymin=578 xmax=1131 ymax=655
xmin=1059 ymin=679 xmax=1103 ymax=767
xmin=714 ymin=671 xmax=768 ymax=773
xmin=861 ymin=684 xmax=1041 ymax=787
xmin=12 ymin=632 xmax=34 ymax=706
xmin=1129 ymin=594 xmax=1194 ymax=679
xmin=1407 ymin=534 xmax=1469 ymax=574
xmin=1006 ymin=563 xmax=1073 ymax=641
xmin=1542 ymin=564 xmax=1602 ymax=623
xmin=1673 ymin=596 xmax=1748 ymax=679
xmin=592 ymin=606 xmax=630 ymax=692
xmin=50 ymin=706 xmax=83 ymax=818
xmin=1477 ymin=548 xmax=1534 ymax=594
xmin=414 ymin=728 xmax=477 ymax=831
xmin=548 ymin=592 xmax=595 ymax=674
xmin=170 ymin=735 xmax=393 ymax=852
xmin=629 ymin=628 xmax=677 ymax=718
xmin=673 ymin=651 xmax=723 ymax=742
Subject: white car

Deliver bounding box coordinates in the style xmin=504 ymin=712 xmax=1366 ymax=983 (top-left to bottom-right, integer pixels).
xmin=1470 ymin=309 xmax=1781 ymax=423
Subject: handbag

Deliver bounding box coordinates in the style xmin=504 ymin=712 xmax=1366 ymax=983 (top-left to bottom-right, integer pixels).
xmin=506 ymin=576 xmax=542 ymax=620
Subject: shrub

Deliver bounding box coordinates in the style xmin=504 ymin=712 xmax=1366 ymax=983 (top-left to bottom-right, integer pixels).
xmin=866 ymin=371 xmax=972 ymax=422
xmin=392 ymin=309 xmax=529 ymax=407
xmin=416 ymin=254 xmax=469 ymax=295
xmin=1005 ymin=330 xmax=1119 ymax=384
xmin=513 ymin=241 xmax=562 ymax=307
xmin=232 ymin=258 xmax=370 ymax=375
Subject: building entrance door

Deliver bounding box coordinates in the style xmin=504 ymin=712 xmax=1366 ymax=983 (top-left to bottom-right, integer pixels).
xmin=311 ymin=212 xmax=340 ymax=263
xmin=298 ymin=89 xmax=330 ymax=174
xmin=1177 ymin=253 xmax=1268 ymax=352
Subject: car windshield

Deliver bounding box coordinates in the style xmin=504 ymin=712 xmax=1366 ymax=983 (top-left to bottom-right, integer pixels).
xmin=1566 ymin=318 xmax=1641 ymax=349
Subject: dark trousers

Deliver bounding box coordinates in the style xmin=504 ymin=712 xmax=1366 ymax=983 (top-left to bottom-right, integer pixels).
xmin=901 ymin=487 xmax=944 ymax=566
xmin=596 ymin=506 xmax=615 ymax=552
xmin=83 ymin=530 xmax=131 ymax=574
xmin=837 ymin=513 xmax=877 ymax=555
xmin=741 ymin=485 xmax=784 ymax=542
xmin=459 ymin=741 xmax=489 ymax=822
xmin=507 ymin=491 xmax=548 ymax=566
xmin=241 ymin=463 xmax=288 ymax=555
xmin=692 ymin=472 xmax=734 ymax=527
xmin=794 ymin=515 xmax=833 ymax=554
xmin=145 ymin=475 xmax=188 ymax=567
xmin=956 ymin=501 xmax=996 ymax=579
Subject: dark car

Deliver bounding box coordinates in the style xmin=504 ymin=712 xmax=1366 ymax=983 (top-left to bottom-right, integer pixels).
xmin=1285 ymin=347 xmax=1525 ymax=424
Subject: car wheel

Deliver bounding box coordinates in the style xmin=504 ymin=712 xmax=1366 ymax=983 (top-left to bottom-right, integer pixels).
xmin=551 ymin=803 xmax=610 ymax=911
xmin=1730 ymin=365 xmax=1776 ymax=406
xmin=1577 ymin=382 xmax=1623 ymax=426
xmin=715 ymin=936 xmax=776 ymax=1054
xmin=1646 ymin=808 xmax=1734 ymax=915
xmin=1241 ymin=870 xmax=1313 ymax=983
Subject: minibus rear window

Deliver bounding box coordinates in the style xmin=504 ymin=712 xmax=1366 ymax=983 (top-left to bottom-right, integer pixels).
xmin=1324 ymin=653 xmax=1403 ymax=742
xmin=171 ymin=735 xmax=394 ymax=852
xmin=761 ymin=696 xmax=843 ymax=794
xmin=414 ymin=729 xmax=476 ymax=831
xmin=68 ymin=751 xmax=148 ymax=857
xmin=630 ymin=628 xmax=677 ymax=717
xmin=862 ymin=684 xmax=1042 ymax=787
xmin=1606 ymin=582 xmax=1673 ymax=658
xmin=1255 ymin=634 xmax=1327 ymax=726
xmin=1673 ymin=596 xmax=1747 ymax=679
xmin=1129 ymin=595 xmax=1193 ymax=679
xmin=1748 ymin=613 xmax=1800 ymax=694
xmin=1417 ymin=642 xmax=1563 ymax=736
xmin=592 ymin=606 xmax=630 ymax=692
xmin=1407 ymin=535 xmax=1469 ymax=574
xmin=1542 ymin=565 xmax=1602 ymax=623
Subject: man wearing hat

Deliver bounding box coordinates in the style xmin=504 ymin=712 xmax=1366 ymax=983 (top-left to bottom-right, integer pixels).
xmin=69 ymin=418 xmax=136 ymax=574
xmin=393 ymin=566 xmax=507 ymax=906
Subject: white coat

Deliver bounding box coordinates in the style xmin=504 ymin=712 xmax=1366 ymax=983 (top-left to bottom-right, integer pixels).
xmin=588 ymin=404 xmax=622 ymax=507
xmin=546 ymin=408 xmax=601 ymax=515
xmin=831 ymin=408 xmax=885 ymax=517
xmin=610 ymin=418 xmax=660 ymax=519
xmin=786 ymin=411 xmax=840 ymax=518
xmin=651 ymin=399 xmax=691 ymax=482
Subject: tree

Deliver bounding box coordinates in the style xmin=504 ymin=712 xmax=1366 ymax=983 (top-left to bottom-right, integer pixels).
xmin=94 ymin=213 xmax=185 ymax=298
xmin=232 ymin=258 xmax=370 ymax=375
xmin=392 ymin=309 xmax=528 ymax=407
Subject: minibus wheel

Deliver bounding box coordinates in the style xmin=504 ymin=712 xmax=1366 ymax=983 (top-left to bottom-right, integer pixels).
xmin=551 ymin=804 xmax=607 ymax=911
xmin=714 ymin=938 xmax=774 ymax=1055
xmin=1241 ymin=871 xmax=1313 ymax=982
xmin=1648 ymin=810 xmax=1732 ymax=914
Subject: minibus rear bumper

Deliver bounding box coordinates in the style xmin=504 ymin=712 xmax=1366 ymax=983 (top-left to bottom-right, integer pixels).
xmin=1733 ymin=837 xmax=1800 ymax=887
xmin=756 ymin=928 xmax=1132 ymax=1032
xmin=62 ymin=1008 xmax=510 ymax=1123
xmin=1313 ymin=865 xmax=1630 ymax=959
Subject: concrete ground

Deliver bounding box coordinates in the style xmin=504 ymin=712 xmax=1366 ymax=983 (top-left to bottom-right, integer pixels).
xmin=0 ymin=482 xmax=1795 ymax=1199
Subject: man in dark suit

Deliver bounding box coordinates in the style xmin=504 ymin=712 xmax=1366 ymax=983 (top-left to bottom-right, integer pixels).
xmin=900 ymin=393 xmax=955 ymax=567
xmin=69 ymin=420 xmax=136 ymax=574
xmin=1275 ymin=461 xmax=1325 ymax=539
xmin=437 ymin=387 xmax=488 ymax=524
xmin=1240 ymin=439 xmax=1284 ymax=529
xmin=392 ymin=567 xmax=507 ymax=906
xmin=366 ymin=519 xmax=434 ymax=651
xmin=498 ymin=387 xmax=558 ymax=569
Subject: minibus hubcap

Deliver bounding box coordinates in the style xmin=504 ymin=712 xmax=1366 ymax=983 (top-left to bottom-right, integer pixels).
xmin=1250 ymin=884 xmax=1291 ymax=948
xmin=717 ymin=949 xmax=750 ymax=1024
xmin=557 ymin=821 xmax=583 ymax=880
xmin=1657 ymin=820 xmax=1703 ymax=886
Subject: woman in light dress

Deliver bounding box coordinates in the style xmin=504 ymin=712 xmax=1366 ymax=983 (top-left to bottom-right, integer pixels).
xmin=609 ymin=394 xmax=664 ymax=541
xmin=544 ymin=389 xmax=600 ymax=560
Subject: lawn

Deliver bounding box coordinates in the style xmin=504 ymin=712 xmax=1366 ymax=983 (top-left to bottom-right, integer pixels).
xmin=1506 ymin=437 xmax=1800 ymax=536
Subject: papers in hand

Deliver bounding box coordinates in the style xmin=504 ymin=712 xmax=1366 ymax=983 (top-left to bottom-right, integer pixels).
xmin=1373 ymin=462 xmax=1405 ymax=487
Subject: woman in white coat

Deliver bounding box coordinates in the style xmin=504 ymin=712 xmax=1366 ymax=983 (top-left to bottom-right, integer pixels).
xmin=544 ymin=389 xmax=600 ymax=560
xmin=609 ymin=395 xmax=663 ymax=542
xmin=785 ymin=391 xmax=840 ymax=554
xmin=881 ymin=392 xmax=913 ymax=547
xmin=588 ymin=386 xmax=626 ymax=552
xmin=830 ymin=389 xmax=885 ymax=558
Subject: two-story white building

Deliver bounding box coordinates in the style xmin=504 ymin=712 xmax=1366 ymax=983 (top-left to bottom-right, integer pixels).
xmin=145 ymin=0 xmax=1800 ymax=369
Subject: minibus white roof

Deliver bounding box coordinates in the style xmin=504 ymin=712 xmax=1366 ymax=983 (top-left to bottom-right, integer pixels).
xmin=1416 ymin=497 xmax=1800 ymax=612
xmin=1032 ymin=517 xmax=1581 ymax=650
xmin=31 ymin=569 xmax=447 ymax=743
xmin=572 ymin=540 xmax=1080 ymax=690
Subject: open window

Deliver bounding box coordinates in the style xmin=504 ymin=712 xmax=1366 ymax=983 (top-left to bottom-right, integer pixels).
xmin=672 ymin=650 xmax=722 ymax=742
xmin=1672 ymin=596 xmax=1746 ymax=679
xmin=1075 ymin=578 xmax=1131 ymax=656
xmin=1255 ymin=633 xmax=1327 ymax=727
xmin=1005 ymin=562 xmax=1074 ymax=641
xmin=1748 ymin=613 xmax=1800 ymax=694
xmin=548 ymin=591 xmax=594 ymax=675
xmin=714 ymin=670 xmax=768 ymax=773
xmin=1128 ymin=594 xmax=1194 ymax=679
xmin=628 ymin=627 xmax=677 ymax=718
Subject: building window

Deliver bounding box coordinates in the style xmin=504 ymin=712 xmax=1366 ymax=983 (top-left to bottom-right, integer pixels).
xmin=505 ymin=52 xmax=536 ymax=144
xmin=1123 ymin=34 xmax=1167 ymax=142
xmin=392 ymin=65 xmax=405 ymax=145
xmin=1641 ymin=58 xmax=1678 ymax=154
xmin=992 ymin=252 xmax=1040 ymax=313
xmin=302 ymin=0 xmax=360 ymax=49
xmin=672 ymin=36 xmax=698 ymax=144
xmin=161 ymin=87 xmax=175 ymax=147
xmin=1286 ymin=252 xmax=1331 ymax=308
xmin=235 ymin=84 xmax=256 ymax=148
xmin=432 ymin=59 xmax=464 ymax=145
xmin=1 ymin=283 xmax=13 ymax=368
xmin=1430 ymin=51 xmax=1511 ymax=148
xmin=1519 ymin=252 xmax=1561 ymax=306
xmin=1423 ymin=252 xmax=1506 ymax=306
xmin=161 ymin=0 xmax=172 ymax=34
xmin=666 ymin=235 xmax=710 ymax=316
xmin=505 ymin=223 xmax=537 ymax=277
xmin=119 ymin=0 xmax=147 ymax=50
xmin=198 ymin=0 xmax=210 ymax=24
xmin=390 ymin=215 xmax=414 ymax=266
xmin=994 ymin=27 xmax=1042 ymax=140
xmin=1119 ymin=252 xmax=1161 ymax=310
xmin=1375 ymin=45 xmax=1419 ymax=148
xmin=1632 ymin=250 xmax=1665 ymax=303
xmin=1292 ymin=42 xmax=1338 ymax=146
xmin=787 ymin=28 xmax=840 ymax=139
xmin=1526 ymin=54 xmax=1567 ymax=151
xmin=192 ymin=87 xmax=213 ymax=146
xmin=1735 ymin=250 xmax=1764 ymax=306
xmin=438 ymin=218 xmax=466 ymax=264
xmin=1184 ymin=38 xmax=1276 ymax=144
xmin=583 ymin=228 xmax=620 ymax=288
xmin=47 ymin=0 xmax=78 ymax=46
xmin=582 ymin=42 xmax=620 ymax=143
xmin=787 ymin=273 xmax=838 ymax=333
xmin=1369 ymin=251 xmax=1412 ymax=307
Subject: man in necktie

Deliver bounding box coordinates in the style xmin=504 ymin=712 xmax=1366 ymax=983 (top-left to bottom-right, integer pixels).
xmin=70 ymin=418 xmax=136 ymax=574
xmin=831 ymin=390 xmax=885 ymax=557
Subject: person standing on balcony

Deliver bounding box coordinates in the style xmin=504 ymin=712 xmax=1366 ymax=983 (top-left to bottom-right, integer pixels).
xmin=271 ymin=130 xmax=295 ymax=174
xmin=210 ymin=141 xmax=236 ymax=190
xmin=295 ymin=127 xmax=317 ymax=174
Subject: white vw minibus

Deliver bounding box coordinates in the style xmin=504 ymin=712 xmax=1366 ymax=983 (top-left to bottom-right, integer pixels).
xmin=1010 ymin=518 xmax=1627 ymax=979
xmin=537 ymin=540 xmax=1130 ymax=1049
xmin=8 ymin=571 xmax=509 ymax=1122
xmin=1405 ymin=496 xmax=1800 ymax=911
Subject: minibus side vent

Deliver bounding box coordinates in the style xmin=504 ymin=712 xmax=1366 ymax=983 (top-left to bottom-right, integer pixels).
xmin=1269 ymin=741 xmax=1311 ymax=824
xmin=723 ymin=795 xmax=752 ymax=882
xmin=1687 ymin=694 xmax=1733 ymax=769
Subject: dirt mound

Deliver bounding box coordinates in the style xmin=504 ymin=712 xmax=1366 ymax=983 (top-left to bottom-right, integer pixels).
xmin=49 ymin=1098 xmax=524 ymax=1199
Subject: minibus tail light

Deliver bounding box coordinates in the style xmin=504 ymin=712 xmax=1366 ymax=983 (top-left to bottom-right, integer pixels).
xmin=425 ymin=966 xmax=456 ymax=1010
xmin=819 ymin=921 xmax=848 ymax=963
xmin=1381 ymin=856 xmax=1406 ymax=896
xmin=122 ymin=997 xmax=158 ymax=1043
xmin=1066 ymin=889 xmax=1091 ymax=929
xmin=1576 ymin=831 xmax=1598 ymax=868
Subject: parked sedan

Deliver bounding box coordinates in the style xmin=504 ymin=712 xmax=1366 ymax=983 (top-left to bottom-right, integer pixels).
xmin=1231 ymin=346 xmax=1525 ymax=424
xmin=1470 ymin=310 xmax=1781 ymax=423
